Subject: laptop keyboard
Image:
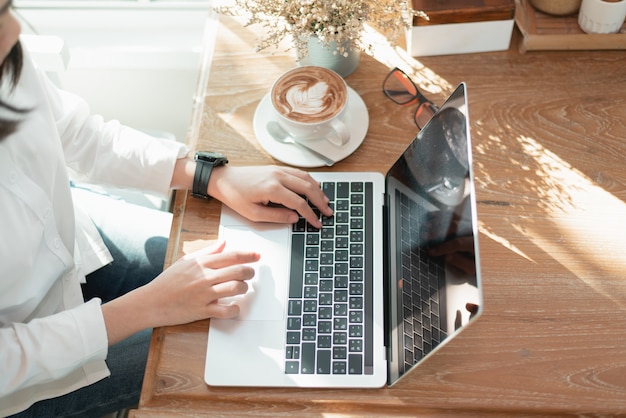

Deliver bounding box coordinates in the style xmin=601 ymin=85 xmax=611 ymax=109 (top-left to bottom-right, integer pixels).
xmin=285 ymin=181 xmax=374 ymax=376
xmin=396 ymin=189 xmax=446 ymax=373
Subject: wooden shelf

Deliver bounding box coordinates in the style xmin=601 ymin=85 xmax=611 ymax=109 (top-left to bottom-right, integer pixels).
xmin=515 ymin=0 xmax=626 ymax=52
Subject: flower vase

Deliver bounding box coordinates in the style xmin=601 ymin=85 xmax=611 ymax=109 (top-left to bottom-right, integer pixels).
xmin=298 ymin=36 xmax=361 ymax=78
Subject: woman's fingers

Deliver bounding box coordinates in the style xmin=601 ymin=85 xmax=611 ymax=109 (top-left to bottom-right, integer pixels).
xmin=182 ymin=240 xmax=226 ymax=260
xmin=197 ymin=250 xmax=260 ymax=271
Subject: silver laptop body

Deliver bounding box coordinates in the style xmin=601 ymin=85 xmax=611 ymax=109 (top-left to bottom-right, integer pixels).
xmin=205 ymin=83 xmax=482 ymax=388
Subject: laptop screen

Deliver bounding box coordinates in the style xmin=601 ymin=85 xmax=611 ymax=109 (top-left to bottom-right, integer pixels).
xmin=384 ymin=83 xmax=481 ymax=384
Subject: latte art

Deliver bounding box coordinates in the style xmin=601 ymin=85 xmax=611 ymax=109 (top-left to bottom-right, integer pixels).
xmin=271 ymin=67 xmax=347 ymax=124
xmin=285 ymin=81 xmax=331 ymax=116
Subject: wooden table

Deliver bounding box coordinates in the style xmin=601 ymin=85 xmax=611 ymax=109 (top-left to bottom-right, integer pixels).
xmin=130 ymin=10 xmax=626 ymax=417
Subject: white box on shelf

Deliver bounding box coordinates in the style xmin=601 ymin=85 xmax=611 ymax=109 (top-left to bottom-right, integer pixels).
xmin=407 ymin=0 xmax=515 ymax=56
xmin=407 ymin=18 xmax=515 ymax=57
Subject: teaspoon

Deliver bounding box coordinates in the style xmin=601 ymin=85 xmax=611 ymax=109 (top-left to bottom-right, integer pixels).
xmin=266 ymin=121 xmax=335 ymax=166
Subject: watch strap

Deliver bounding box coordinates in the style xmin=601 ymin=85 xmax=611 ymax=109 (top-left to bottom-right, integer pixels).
xmin=192 ymin=158 xmax=214 ymax=199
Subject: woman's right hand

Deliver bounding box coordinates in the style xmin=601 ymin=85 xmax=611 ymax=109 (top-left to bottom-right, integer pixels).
xmin=102 ymin=241 xmax=258 ymax=345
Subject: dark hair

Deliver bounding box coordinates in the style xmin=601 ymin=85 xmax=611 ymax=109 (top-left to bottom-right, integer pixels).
xmin=0 ymin=40 xmax=23 ymax=87
xmin=0 ymin=41 xmax=29 ymax=140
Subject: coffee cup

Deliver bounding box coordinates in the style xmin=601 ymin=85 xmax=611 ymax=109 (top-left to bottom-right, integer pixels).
xmin=270 ymin=66 xmax=350 ymax=147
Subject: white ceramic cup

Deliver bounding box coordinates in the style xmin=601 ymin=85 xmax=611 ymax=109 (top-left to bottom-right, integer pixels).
xmin=578 ymin=0 xmax=626 ymax=34
xmin=270 ymin=66 xmax=350 ymax=146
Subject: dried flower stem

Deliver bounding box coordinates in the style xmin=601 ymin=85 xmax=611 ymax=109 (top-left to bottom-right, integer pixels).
xmin=219 ymin=0 xmax=427 ymax=58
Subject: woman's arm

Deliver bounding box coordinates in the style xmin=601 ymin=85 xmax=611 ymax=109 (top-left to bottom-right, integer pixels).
xmin=169 ymin=158 xmax=332 ymax=228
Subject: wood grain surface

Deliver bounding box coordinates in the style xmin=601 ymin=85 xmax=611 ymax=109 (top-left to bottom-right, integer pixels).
xmin=131 ymin=9 xmax=626 ymax=417
xmin=516 ymin=0 xmax=626 ymax=52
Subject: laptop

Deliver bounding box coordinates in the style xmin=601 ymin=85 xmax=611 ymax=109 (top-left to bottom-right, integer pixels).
xmin=204 ymin=82 xmax=482 ymax=388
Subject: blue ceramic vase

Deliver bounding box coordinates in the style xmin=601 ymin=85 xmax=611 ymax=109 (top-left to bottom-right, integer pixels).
xmin=298 ymin=36 xmax=361 ymax=78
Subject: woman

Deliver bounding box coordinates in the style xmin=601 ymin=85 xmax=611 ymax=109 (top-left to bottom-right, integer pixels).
xmin=0 ymin=2 xmax=332 ymax=416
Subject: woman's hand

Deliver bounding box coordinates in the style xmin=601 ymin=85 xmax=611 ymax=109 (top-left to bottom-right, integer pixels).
xmin=208 ymin=165 xmax=333 ymax=228
xmin=102 ymin=241 xmax=259 ymax=345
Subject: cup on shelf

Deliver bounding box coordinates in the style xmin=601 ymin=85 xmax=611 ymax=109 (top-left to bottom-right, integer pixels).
xmin=578 ymin=0 xmax=626 ymax=34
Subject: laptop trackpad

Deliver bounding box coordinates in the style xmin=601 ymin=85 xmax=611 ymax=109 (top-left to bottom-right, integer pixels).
xmin=219 ymin=223 xmax=289 ymax=321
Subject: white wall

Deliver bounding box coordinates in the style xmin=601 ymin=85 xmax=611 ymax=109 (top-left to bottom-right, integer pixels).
xmin=14 ymin=1 xmax=213 ymax=142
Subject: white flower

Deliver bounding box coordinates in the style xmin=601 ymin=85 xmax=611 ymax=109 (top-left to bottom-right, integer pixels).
xmin=220 ymin=0 xmax=425 ymax=58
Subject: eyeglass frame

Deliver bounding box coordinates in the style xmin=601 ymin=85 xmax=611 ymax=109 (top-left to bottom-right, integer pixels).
xmin=382 ymin=67 xmax=439 ymax=130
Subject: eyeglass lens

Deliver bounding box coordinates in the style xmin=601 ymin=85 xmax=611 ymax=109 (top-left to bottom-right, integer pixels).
xmin=383 ymin=68 xmax=438 ymax=129
xmin=415 ymin=102 xmax=437 ymax=130
xmin=383 ymin=69 xmax=418 ymax=105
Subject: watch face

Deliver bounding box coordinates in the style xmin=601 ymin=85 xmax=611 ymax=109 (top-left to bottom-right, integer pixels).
xmin=196 ymin=151 xmax=228 ymax=163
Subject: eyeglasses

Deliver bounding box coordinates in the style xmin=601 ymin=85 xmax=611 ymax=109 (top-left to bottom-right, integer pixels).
xmin=382 ymin=67 xmax=439 ymax=130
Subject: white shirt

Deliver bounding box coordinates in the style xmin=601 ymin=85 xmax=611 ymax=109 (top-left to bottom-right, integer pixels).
xmin=0 ymin=45 xmax=189 ymax=416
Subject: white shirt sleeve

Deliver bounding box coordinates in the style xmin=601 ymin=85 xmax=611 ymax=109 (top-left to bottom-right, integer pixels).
xmin=40 ymin=67 xmax=189 ymax=198
xmin=0 ymin=298 xmax=109 ymax=399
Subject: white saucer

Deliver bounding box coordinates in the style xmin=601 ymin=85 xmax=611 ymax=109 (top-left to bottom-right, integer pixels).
xmin=253 ymin=87 xmax=368 ymax=167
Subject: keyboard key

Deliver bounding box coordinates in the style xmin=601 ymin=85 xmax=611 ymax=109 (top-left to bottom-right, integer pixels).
xmin=349 ymin=311 xmax=363 ymax=323
xmin=349 ymin=339 xmax=363 ymax=352
xmin=302 ymin=328 xmax=316 ymax=341
xmin=349 ymin=296 xmax=363 ymax=310
xmin=321 ymin=240 xmax=334 ymax=252
xmin=335 ymin=263 xmax=349 ymax=275
xmin=333 ymin=346 xmax=347 ymax=359
xmin=286 ymin=361 xmax=299 ymax=374
xmin=320 ymin=253 xmax=333 ymax=265
xmin=336 ymin=237 xmax=348 ymax=248
xmin=318 ymin=321 xmax=332 ymax=334
xmin=333 ymin=332 xmax=347 ymax=345
xmin=287 ymin=331 xmax=300 ymax=344
xmin=336 ymin=224 xmax=349 ymax=235
xmin=306 ymin=234 xmax=319 ymax=245
xmin=335 ymin=276 xmax=348 ymax=288
xmin=319 ymin=280 xmax=333 ymax=292
xmin=306 ymin=247 xmax=319 ymax=258
xmin=318 ymin=307 xmax=332 ymax=319
xmin=287 ymin=317 xmax=301 ymax=330
xmin=305 ymin=260 xmax=319 ymax=271
xmin=351 ymin=182 xmax=363 ymax=192
xmin=317 ymin=350 xmax=331 ymax=374
xmin=303 ymin=313 xmax=316 ymax=326
xmin=350 ymin=257 xmax=363 ymax=268
xmin=337 ymin=182 xmax=349 ymax=198
xmin=301 ymin=343 xmax=315 ymax=374
xmin=334 ymin=317 xmax=348 ymax=330
xmin=349 ymin=324 xmax=363 ymax=337
xmin=304 ymin=286 xmax=317 ymax=298
xmin=318 ymin=335 xmax=331 ymax=348
xmin=349 ymin=283 xmax=364 ymax=295
xmin=336 ymin=199 xmax=349 ymax=210
xmin=334 ymin=290 xmax=348 ymax=303
xmin=336 ymin=212 xmax=349 ymax=223
xmin=319 ymin=293 xmax=333 ymax=305
xmin=350 ymin=230 xmax=363 ymax=242
xmin=322 ymin=182 xmax=335 ymax=200
xmin=350 ymin=244 xmax=363 ymax=255
xmin=333 ymin=361 xmax=347 ymax=374
xmin=320 ymin=266 xmax=334 ymax=278
xmin=334 ymin=303 xmax=348 ymax=316
xmin=304 ymin=273 xmax=318 ymax=285
xmin=348 ymin=354 xmax=363 ymax=374
xmin=288 ymin=300 xmax=302 ymax=316
xmin=335 ymin=250 xmax=349 ymax=261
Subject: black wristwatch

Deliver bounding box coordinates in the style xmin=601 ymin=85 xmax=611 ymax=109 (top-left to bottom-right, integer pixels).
xmin=192 ymin=151 xmax=228 ymax=199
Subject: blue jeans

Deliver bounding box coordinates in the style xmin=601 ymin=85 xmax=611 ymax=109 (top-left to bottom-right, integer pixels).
xmin=10 ymin=186 xmax=172 ymax=418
